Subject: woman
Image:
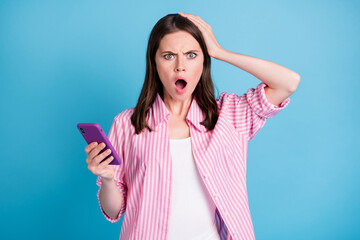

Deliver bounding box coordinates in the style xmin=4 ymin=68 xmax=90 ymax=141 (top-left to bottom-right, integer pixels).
xmin=84 ymin=13 xmax=300 ymax=240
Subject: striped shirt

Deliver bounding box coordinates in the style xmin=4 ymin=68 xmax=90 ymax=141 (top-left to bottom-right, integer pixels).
xmin=96 ymin=82 xmax=290 ymax=239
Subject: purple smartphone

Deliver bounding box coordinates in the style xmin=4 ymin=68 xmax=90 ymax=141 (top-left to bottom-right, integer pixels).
xmin=77 ymin=123 xmax=121 ymax=165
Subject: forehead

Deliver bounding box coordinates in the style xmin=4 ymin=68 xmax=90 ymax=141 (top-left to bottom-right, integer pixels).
xmin=158 ymin=31 xmax=201 ymax=50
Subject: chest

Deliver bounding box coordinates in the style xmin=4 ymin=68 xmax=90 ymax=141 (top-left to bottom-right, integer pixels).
xmin=167 ymin=116 xmax=190 ymax=139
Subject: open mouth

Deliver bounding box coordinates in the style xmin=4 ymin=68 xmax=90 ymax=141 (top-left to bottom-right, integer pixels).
xmin=175 ymin=79 xmax=187 ymax=89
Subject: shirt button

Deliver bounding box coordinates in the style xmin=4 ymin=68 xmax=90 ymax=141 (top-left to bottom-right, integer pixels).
xmin=224 ymin=212 xmax=228 ymax=217
xmin=233 ymin=232 xmax=237 ymax=236
xmin=204 ymin=174 xmax=208 ymax=179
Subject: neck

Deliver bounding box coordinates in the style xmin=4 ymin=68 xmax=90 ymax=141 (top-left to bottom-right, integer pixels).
xmin=163 ymin=95 xmax=192 ymax=118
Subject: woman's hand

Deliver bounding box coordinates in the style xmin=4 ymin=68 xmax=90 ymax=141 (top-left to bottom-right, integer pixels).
xmin=85 ymin=142 xmax=115 ymax=181
xmin=179 ymin=12 xmax=222 ymax=58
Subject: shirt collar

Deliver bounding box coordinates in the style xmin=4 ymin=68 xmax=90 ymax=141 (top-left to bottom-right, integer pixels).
xmin=147 ymin=92 xmax=207 ymax=132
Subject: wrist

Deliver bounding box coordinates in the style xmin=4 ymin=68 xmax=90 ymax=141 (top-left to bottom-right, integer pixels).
xmin=211 ymin=46 xmax=226 ymax=60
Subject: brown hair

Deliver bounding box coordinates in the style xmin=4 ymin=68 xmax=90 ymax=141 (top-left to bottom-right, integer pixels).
xmin=131 ymin=13 xmax=218 ymax=134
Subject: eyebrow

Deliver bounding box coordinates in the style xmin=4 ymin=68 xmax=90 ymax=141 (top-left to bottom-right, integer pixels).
xmin=160 ymin=50 xmax=199 ymax=54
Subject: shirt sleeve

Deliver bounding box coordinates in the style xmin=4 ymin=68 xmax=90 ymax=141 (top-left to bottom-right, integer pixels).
xmin=218 ymin=82 xmax=290 ymax=142
xmin=96 ymin=114 xmax=128 ymax=223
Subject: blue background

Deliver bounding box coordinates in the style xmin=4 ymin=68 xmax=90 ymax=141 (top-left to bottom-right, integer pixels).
xmin=1 ymin=0 xmax=359 ymax=239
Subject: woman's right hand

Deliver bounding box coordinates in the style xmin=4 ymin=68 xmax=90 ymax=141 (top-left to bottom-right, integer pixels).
xmin=85 ymin=142 xmax=115 ymax=181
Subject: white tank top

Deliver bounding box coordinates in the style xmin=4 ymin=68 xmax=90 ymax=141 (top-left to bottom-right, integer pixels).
xmin=167 ymin=137 xmax=220 ymax=240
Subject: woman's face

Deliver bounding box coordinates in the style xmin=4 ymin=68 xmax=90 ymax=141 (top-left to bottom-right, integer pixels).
xmin=155 ymin=30 xmax=204 ymax=102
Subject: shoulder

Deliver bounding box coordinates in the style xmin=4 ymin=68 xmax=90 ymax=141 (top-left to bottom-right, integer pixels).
xmin=112 ymin=107 xmax=135 ymax=128
xmin=216 ymin=91 xmax=246 ymax=110
xmin=216 ymin=83 xmax=281 ymax=108
xmin=216 ymin=83 xmax=290 ymax=119
xmin=217 ymin=91 xmax=244 ymax=102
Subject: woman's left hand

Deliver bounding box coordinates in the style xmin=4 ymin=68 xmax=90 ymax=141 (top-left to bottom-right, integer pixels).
xmin=179 ymin=12 xmax=222 ymax=58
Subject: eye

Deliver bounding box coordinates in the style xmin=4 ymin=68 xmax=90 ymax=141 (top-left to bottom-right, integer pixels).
xmin=163 ymin=54 xmax=174 ymax=60
xmin=187 ymin=52 xmax=197 ymax=58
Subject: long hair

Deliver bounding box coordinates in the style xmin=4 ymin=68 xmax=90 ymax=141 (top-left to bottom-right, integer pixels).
xmin=131 ymin=13 xmax=218 ymax=134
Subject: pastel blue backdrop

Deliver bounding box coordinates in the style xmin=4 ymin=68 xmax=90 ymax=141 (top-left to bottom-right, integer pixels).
xmin=1 ymin=0 xmax=359 ymax=239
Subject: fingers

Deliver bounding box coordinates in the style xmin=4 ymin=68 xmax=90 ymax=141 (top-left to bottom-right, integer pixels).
xmin=97 ymin=155 xmax=114 ymax=170
xmin=93 ymin=148 xmax=112 ymax=165
xmin=88 ymin=154 xmax=114 ymax=176
xmin=179 ymin=13 xmax=212 ymax=36
xmin=179 ymin=12 xmax=220 ymax=58
xmin=88 ymin=142 xmax=106 ymax=161
xmin=179 ymin=12 xmax=198 ymax=19
xmin=84 ymin=142 xmax=98 ymax=154
xmin=87 ymin=146 xmax=113 ymax=169
xmin=179 ymin=12 xmax=209 ymax=28
xmin=85 ymin=142 xmax=108 ymax=166
xmin=84 ymin=142 xmax=115 ymax=180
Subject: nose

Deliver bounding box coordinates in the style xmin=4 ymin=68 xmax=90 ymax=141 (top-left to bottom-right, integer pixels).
xmin=175 ymin=66 xmax=185 ymax=72
xmin=175 ymin=58 xmax=185 ymax=72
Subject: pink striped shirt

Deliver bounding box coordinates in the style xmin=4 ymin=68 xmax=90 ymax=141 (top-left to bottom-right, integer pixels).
xmin=96 ymin=82 xmax=290 ymax=239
